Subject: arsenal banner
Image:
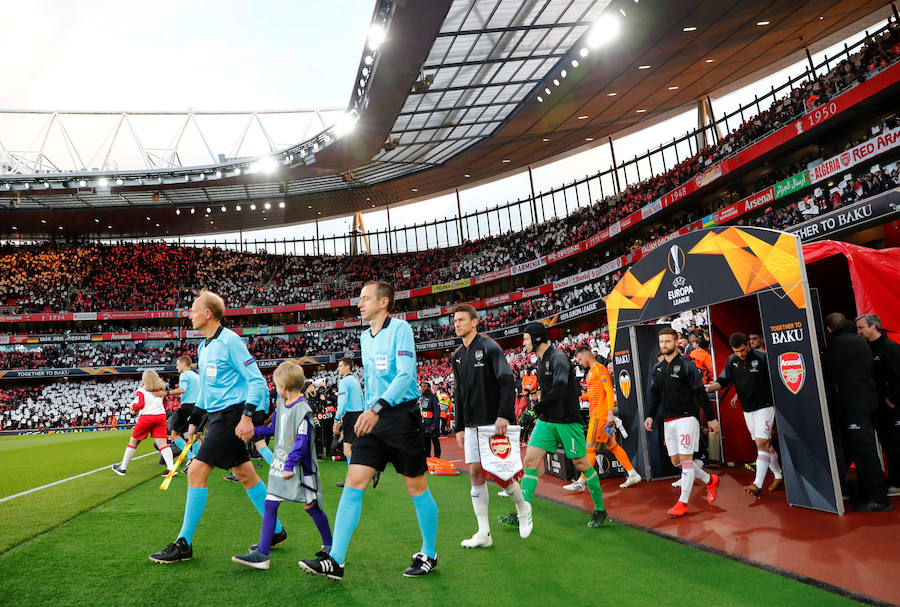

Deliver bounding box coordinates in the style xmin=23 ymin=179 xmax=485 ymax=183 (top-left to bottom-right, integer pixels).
xmin=476 ymin=425 xmax=524 ymax=487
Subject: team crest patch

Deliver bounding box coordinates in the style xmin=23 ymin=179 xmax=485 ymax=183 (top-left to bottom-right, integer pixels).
xmin=489 ymin=435 xmax=511 ymax=459
xmin=618 ymin=370 xmax=632 ymax=400
xmin=778 ymin=352 xmax=805 ymax=395
xmin=474 ymin=349 xmax=484 ymax=361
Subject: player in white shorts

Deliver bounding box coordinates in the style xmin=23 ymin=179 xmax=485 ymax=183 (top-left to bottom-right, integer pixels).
xmin=644 ymin=328 xmax=720 ymax=517
xmin=451 ymin=304 xmax=532 ymax=546
xmin=706 ymin=332 xmax=783 ymax=498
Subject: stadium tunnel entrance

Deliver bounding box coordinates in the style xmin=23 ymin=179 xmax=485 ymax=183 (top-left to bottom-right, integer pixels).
xmin=607 ymin=226 xmax=844 ymax=514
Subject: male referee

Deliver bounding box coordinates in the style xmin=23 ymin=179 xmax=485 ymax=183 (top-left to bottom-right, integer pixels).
xmin=333 ymin=356 xmax=365 ymax=488
xmin=300 ymin=281 xmax=438 ymax=580
xmin=451 ymin=304 xmax=531 ymax=547
xmin=149 ymin=290 xmax=285 ymax=563
xmin=167 ymin=356 xmax=201 ymax=468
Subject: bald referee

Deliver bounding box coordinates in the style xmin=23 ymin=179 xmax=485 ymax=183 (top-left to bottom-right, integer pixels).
xmin=451 ymin=304 xmax=532 ymax=547
xmin=300 ymin=281 xmax=438 ymax=580
xmin=149 ymin=290 xmax=285 ymax=563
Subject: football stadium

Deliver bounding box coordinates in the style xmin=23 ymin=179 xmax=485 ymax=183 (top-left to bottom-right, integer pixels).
xmin=2 ymin=1 xmax=900 ymax=605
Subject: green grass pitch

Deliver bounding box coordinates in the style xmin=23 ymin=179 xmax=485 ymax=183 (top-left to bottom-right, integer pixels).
xmin=0 ymin=431 xmax=861 ymax=607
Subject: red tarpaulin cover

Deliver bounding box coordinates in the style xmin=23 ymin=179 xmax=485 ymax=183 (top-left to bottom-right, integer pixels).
xmin=803 ymin=240 xmax=900 ymax=336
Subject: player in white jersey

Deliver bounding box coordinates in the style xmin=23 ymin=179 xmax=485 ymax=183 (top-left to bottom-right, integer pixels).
xmin=113 ymin=370 xmax=176 ymax=477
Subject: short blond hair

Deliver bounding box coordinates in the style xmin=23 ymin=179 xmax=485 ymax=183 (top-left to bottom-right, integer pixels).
xmin=273 ymin=361 xmax=306 ymax=392
xmin=141 ymin=369 xmax=166 ymax=392
xmin=196 ymin=289 xmax=225 ymax=321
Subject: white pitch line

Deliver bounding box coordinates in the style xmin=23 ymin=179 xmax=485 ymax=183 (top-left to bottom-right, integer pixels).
xmin=0 ymin=452 xmax=157 ymax=503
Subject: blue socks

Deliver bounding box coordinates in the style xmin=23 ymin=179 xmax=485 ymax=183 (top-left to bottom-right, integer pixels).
xmin=412 ymin=489 xmax=438 ymax=559
xmin=306 ymin=503 xmax=333 ymax=552
xmin=246 ymin=480 xmax=283 ymax=533
xmin=329 ymin=487 xmax=363 ymax=564
xmin=258 ymin=445 xmax=274 ymax=465
xmin=174 ymin=437 xmax=186 ymax=451
xmin=177 ymin=487 xmax=207 ymax=544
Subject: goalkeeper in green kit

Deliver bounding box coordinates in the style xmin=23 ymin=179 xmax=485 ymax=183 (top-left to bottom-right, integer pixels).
xmin=500 ymin=323 xmax=608 ymax=529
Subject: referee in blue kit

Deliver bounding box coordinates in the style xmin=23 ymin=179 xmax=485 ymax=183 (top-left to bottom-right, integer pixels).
xmin=150 ymin=290 xmax=285 ymax=563
xmin=300 ymin=281 xmax=438 ymax=580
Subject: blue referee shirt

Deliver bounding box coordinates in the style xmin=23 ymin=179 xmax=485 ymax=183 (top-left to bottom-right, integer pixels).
xmin=196 ymin=326 xmax=268 ymax=413
xmin=361 ymin=317 xmax=421 ymax=409
xmin=336 ymin=375 xmax=365 ymax=420
xmin=178 ymin=369 xmax=201 ymax=405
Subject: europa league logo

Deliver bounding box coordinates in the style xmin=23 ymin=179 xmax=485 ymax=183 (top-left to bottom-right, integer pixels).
xmin=668 ymin=245 xmax=685 ymax=275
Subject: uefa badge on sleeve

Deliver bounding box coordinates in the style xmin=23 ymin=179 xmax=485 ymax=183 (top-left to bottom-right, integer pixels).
xmin=777 ymin=352 xmax=805 ymax=395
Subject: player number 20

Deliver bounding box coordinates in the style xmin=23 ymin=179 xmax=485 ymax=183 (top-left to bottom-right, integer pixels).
xmin=679 ymin=434 xmax=691 ymax=447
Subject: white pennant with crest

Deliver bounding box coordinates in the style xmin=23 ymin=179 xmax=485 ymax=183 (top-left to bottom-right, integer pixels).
xmin=476 ymin=424 xmax=524 ymax=486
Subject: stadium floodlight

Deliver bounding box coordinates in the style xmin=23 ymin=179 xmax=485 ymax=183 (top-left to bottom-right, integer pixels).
xmin=571 ymin=59 xmax=579 ymax=67
xmin=198 ymin=173 xmax=205 ymax=180
xmin=190 ymin=208 xmax=195 ymax=214
xmin=368 ymin=24 xmax=386 ymax=50
xmin=176 ymin=209 xmax=180 ymax=215
xmin=537 ymin=96 xmax=543 ymax=102
xmin=334 ymin=111 xmax=359 ymax=137
xmin=235 ymin=205 xmax=242 ymax=211
xmin=79 ymin=179 xmax=86 ymax=187
xmin=23 ymin=183 xmax=29 ymax=189
xmin=116 ymin=178 xmax=123 ymax=186
xmin=579 ymin=48 xmax=588 ymax=57
xmin=544 ymin=88 xmax=551 ymax=95
xmin=258 ymin=156 xmax=278 ymax=174
xmin=234 ymin=168 xmax=242 ymax=176
xmin=215 ymin=170 xmax=222 ymax=178
xmin=250 ymin=204 xmax=256 ymax=210
xmin=220 ymin=206 xmax=226 ymax=212
xmin=364 ymin=55 xmax=374 ymax=65
xmin=43 ymin=181 xmax=50 ymax=189
xmin=587 ymin=15 xmax=619 ymax=48
xmin=264 ymin=202 xmax=271 ymax=209
xmin=206 ymin=207 xmax=211 ymax=213
xmin=279 ymin=202 xmax=285 ymax=208
xmin=553 ymin=79 xmax=560 ymax=86
xmin=561 ymin=69 xmax=567 ymax=78
xmin=98 ymin=178 xmax=108 ymax=187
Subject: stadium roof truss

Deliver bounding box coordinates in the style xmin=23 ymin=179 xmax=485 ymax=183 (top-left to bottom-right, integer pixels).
xmin=351 ymin=0 xmax=609 ymax=185
xmin=0 ymin=109 xmax=341 ymax=176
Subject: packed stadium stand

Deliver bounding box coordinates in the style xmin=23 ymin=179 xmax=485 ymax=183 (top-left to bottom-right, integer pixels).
xmin=5 ymin=1 xmax=900 ymax=604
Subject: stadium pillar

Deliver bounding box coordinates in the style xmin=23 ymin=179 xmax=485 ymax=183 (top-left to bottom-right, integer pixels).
xmin=608 ymin=136 xmax=621 ymax=194
xmin=528 ymin=165 xmax=539 ymax=225
xmin=386 ymin=204 xmax=393 ymax=254
xmin=456 ymin=188 xmax=465 ymax=243
xmin=805 ymin=47 xmax=816 ymax=78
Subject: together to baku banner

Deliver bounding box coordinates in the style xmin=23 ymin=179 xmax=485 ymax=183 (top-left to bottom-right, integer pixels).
xmin=606 ymin=226 xmax=843 ymax=514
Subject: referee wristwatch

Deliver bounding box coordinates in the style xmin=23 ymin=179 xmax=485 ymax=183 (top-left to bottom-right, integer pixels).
xmin=371 ymin=399 xmax=389 ymax=415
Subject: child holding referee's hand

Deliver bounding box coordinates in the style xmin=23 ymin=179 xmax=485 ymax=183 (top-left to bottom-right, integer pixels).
xmin=232 ymin=362 xmax=332 ymax=570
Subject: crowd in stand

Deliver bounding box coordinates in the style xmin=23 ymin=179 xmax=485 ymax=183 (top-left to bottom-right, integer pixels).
xmin=2 ymin=25 xmax=896 ymax=317
xmin=0 ymin=277 xmax=610 ymax=369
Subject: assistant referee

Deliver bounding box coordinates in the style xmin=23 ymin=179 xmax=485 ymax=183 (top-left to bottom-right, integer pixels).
xmin=450 ymin=304 xmax=530 ymax=547
xmin=300 ymin=281 xmax=438 ymax=580
xmin=149 ymin=290 xmax=284 ymax=563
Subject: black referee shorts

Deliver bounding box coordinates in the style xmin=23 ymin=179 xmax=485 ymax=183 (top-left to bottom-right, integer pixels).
xmin=341 ymin=411 xmax=362 ymax=444
xmin=195 ymin=404 xmax=251 ymax=470
xmin=351 ymin=401 xmax=427 ymax=477
xmin=169 ymin=403 xmax=195 ymax=435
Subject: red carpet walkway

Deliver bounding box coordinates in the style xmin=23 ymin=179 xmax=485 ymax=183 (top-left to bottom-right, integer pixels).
xmin=434 ymin=437 xmax=900 ymax=606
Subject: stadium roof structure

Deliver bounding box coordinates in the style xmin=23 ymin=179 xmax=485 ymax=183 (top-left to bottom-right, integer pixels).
xmin=0 ymin=0 xmax=891 ymax=238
